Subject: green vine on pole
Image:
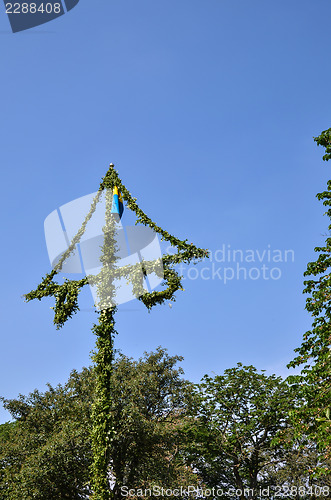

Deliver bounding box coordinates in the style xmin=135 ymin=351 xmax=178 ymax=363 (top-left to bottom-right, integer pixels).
xmin=24 ymin=164 xmax=209 ymax=498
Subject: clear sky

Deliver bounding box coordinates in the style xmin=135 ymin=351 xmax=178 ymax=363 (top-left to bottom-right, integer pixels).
xmin=1 ymin=0 xmax=331 ymax=424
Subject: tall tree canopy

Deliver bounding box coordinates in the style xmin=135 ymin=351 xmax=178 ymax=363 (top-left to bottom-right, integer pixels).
xmin=184 ymin=364 xmax=295 ymax=500
xmin=288 ymin=128 xmax=331 ymax=471
xmin=2 ymin=355 xmax=329 ymax=499
xmin=0 ymin=348 xmax=199 ymax=500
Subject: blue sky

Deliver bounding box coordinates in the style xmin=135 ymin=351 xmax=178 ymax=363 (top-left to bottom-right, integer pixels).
xmin=1 ymin=0 xmax=331 ymax=424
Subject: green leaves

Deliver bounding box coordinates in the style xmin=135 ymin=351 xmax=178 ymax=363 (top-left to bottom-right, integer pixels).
xmin=0 ymin=370 xmax=93 ymax=499
xmin=53 ymin=279 xmax=84 ymax=329
xmin=287 ymin=128 xmax=331 ymax=473
xmin=99 ymin=165 xmax=209 ymax=312
xmin=90 ymin=309 xmax=116 ymax=500
xmin=0 ymin=349 xmax=198 ymax=499
xmin=185 ymin=364 xmax=295 ymax=496
xmin=314 ymin=128 xmax=331 ymax=162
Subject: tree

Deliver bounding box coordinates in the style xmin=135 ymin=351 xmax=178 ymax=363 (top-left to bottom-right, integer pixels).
xmin=184 ymin=363 xmax=295 ymax=500
xmin=264 ymin=435 xmax=331 ymax=500
xmin=0 ymin=348 xmax=201 ymax=499
xmin=0 ymin=368 xmax=93 ymax=499
xmin=24 ymin=164 xmax=208 ymax=499
xmin=287 ymin=128 xmax=331 ymax=473
xmin=108 ymin=347 xmax=200 ymax=498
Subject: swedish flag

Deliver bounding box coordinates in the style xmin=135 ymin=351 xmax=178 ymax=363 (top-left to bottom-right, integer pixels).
xmin=111 ymin=186 xmax=124 ymax=220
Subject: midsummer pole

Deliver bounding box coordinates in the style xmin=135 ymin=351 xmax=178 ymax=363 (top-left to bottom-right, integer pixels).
xmin=25 ymin=163 xmax=209 ymax=499
xmin=90 ymin=176 xmax=119 ymax=499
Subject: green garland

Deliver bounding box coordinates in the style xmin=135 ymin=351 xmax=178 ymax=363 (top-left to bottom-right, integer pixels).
xmin=25 ymin=164 xmax=209 ymax=498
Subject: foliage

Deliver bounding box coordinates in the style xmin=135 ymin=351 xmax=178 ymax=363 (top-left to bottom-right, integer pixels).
xmin=108 ymin=347 xmax=200 ymax=499
xmin=287 ymin=128 xmax=331 ymax=471
xmin=89 ymin=188 xmax=120 ymax=499
xmin=184 ymin=363 xmax=295 ymax=499
xmin=0 ymin=348 xmax=199 ymax=499
xmin=3 ymin=354 xmax=329 ymax=499
xmin=314 ymin=128 xmax=331 ymax=161
xmin=0 ymin=369 xmax=93 ymax=499
xmin=265 ymin=433 xmax=331 ymax=498
xmin=90 ymin=308 xmax=117 ymax=499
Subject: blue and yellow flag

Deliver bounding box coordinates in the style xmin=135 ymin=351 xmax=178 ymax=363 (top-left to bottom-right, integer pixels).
xmin=111 ymin=186 xmax=124 ymax=220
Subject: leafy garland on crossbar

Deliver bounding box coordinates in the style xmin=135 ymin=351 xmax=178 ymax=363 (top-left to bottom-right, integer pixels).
xmin=287 ymin=129 xmax=331 ymax=476
xmin=25 ymin=164 xmax=208 ymax=326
